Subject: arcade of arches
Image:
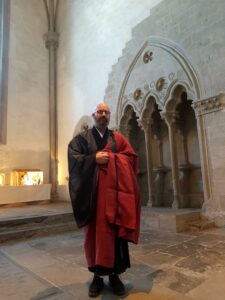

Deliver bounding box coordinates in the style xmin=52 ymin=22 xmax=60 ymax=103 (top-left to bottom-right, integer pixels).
xmin=119 ymin=87 xmax=204 ymax=210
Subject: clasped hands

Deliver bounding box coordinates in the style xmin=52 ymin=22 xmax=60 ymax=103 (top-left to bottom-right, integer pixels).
xmin=96 ymin=151 xmax=109 ymax=165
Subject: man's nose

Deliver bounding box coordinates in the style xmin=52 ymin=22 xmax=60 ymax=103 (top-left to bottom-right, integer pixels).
xmin=102 ymin=111 xmax=106 ymax=116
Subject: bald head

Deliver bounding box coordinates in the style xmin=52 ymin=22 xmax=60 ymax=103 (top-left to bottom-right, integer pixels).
xmin=92 ymin=103 xmax=111 ymax=114
xmin=92 ymin=103 xmax=111 ymax=131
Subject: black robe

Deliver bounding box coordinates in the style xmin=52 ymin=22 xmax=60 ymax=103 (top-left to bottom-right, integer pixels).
xmin=68 ymin=127 xmax=130 ymax=275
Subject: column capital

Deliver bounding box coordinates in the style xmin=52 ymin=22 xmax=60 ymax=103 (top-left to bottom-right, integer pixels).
xmin=44 ymin=31 xmax=59 ymax=49
xmin=138 ymin=118 xmax=153 ymax=132
xmin=161 ymin=111 xmax=178 ymax=126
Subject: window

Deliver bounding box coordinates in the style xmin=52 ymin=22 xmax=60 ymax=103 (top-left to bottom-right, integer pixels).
xmin=0 ymin=0 xmax=10 ymax=144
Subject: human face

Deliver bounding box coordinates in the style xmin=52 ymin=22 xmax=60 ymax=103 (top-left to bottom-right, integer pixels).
xmin=92 ymin=103 xmax=111 ymax=128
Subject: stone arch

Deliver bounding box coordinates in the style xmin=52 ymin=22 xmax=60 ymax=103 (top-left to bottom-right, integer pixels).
xmin=140 ymin=94 xmax=172 ymax=207
xmin=118 ymin=104 xmax=136 ymax=137
xmin=119 ymin=103 xmax=148 ymax=205
xmin=164 ymin=81 xmax=194 ymax=112
xmin=116 ymin=36 xmax=203 ymax=125
xmin=163 ymin=84 xmax=204 ymax=208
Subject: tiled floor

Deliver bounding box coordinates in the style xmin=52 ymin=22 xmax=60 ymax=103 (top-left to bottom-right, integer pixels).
xmin=1 ymin=225 xmax=225 ymax=299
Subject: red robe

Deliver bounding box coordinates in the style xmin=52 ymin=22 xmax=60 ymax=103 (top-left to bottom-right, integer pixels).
xmin=84 ymin=131 xmax=141 ymax=269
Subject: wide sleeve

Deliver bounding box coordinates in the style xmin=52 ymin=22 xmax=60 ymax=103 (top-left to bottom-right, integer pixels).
xmin=68 ymin=135 xmax=98 ymax=228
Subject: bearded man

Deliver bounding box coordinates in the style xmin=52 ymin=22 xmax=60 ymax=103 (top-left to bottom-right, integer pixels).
xmin=68 ymin=103 xmax=140 ymax=297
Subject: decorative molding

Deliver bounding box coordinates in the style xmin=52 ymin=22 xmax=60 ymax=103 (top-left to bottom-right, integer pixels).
xmin=169 ymin=72 xmax=175 ymax=81
xmin=193 ymin=94 xmax=225 ymax=116
xmin=150 ymin=81 xmax=155 ymax=88
xmin=156 ymin=77 xmax=166 ymax=91
xmin=116 ymin=36 xmax=202 ymax=125
xmin=144 ymin=83 xmax=150 ymax=92
xmin=44 ymin=31 xmax=59 ymax=49
xmin=143 ymin=51 xmax=153 ymax=63
xmin=133 ymin=88 xmax=142 ymax=100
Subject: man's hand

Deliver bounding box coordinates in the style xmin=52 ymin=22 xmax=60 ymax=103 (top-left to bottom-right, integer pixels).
xmin=96 ymin=151 xmax=109 ymax=164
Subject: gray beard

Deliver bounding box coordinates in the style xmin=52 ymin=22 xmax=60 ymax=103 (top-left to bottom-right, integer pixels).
xmin=95 ymin=118 xmax=109 ymax=127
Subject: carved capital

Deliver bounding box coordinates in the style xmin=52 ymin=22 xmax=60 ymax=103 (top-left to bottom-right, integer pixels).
xmin=161 ymin=111 xmax=178 ymax=127
xmin=138 ymin=118 xmax=152 ymax=132
xmin=44 ymin=31 xmax=59 ymax=49
xmin=192 ymin=94 xmax=225 ymax=116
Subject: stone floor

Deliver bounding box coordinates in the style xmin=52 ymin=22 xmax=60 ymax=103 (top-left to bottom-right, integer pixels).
xmin=1 ymin=225 xmax=225 ymax=300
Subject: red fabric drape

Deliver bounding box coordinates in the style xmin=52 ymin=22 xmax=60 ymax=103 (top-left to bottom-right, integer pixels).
xmin=84 ymin=132 xmax=141 ymax=269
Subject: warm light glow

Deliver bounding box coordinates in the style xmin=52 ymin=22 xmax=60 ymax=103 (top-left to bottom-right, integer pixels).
xmin=21 ymin=171 xmax=43 ymax=186
xmin=0 ymin=173 xmax=5 ymax=186
xmin=12 ymin=170 xmax=44 ymax=186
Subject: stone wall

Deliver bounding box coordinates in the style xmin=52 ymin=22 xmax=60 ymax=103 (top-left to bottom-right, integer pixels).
xmin=57 ymin=0 xmax=162 ymax=199
xmin=203 ymin=102 xmax=225 ymax=221
xmin=0 ymin=0 xmax=49 ymax=186
xmin=105 ymin=0 xmax=225 ymax=126
xmin=104 ymin=0 xmax=225 ymax=216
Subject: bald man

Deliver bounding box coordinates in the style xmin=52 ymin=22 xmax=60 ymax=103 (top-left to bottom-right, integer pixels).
xmin=68 ymin=103 xmax=140 ymax=297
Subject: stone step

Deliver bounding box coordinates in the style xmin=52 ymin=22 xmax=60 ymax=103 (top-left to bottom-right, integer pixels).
xmin=0 ymin=212 xmax=75 ymax=232
xmin=0 ymin=212 xmax=78 ymax=244
xmin=141 ymin=207 xmax=201 ymax=232
xmin=0 ymin=222 xmax=77 ymax=244
xmin=189 ymin=218 xmax=216 ymax=231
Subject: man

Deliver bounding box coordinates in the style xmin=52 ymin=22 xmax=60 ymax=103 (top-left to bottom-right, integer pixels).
xmin=68 ymin=103 xmax=140 ymax=297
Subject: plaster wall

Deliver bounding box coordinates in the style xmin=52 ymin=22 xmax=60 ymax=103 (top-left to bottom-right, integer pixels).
xmin=57 ymin=0 xmax=162 ymax=199
xmin=0 ymin=0 xmax=49 ymax=187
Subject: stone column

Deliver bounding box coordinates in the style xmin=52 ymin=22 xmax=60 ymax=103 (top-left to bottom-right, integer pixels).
xmin=43 ymin=0 xmax=59 ymax=199
xmin=139 ymin=119 xmax=155 ymax=207
xmin=163 ymin=111 xmax=180 ymax=208
xmin=192 ymin=94 xmax=225 ymax=211
xmin=157 ymin=138 xmax=164 ymax=167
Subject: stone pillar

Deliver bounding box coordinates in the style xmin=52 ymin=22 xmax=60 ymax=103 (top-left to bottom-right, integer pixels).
xmin=139 ymin=119 xmax=155 ymax=207
xmin=158 ymin=139 xmax=164 ymax=167
xmin=192 ymin=94 xmax=225 ymax=213
xmin=163 ymin=111 xmax=180 ymax=208
xmin=192 ymin=96 xmax=222 ymax=205
xmin=43 ymin=0 xmax=59 ymax=199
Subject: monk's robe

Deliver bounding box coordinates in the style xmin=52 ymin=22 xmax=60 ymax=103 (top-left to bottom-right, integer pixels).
xmin=68 ymin=127 xmax=140 ymax=275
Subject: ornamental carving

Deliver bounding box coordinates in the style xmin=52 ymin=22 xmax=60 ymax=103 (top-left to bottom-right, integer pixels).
xmin=193 ymin=95 xmax=225 ymax=116
xmin=169 ymin=72 xmax=175 ymax=81
xmin=150 ymin=81 xmax=155 ymax=88
xmin=44 ymin=31 xmax=59 ymax=49
xmin=143 ymin=51 xmax=153 ymax=63
xmin=144 ymin=84 xmax=150 ymax=91
xmin=133 ymin=88 xmax=142 ymax=101
xmin=156 ymin=77 xmax=166 ymax=91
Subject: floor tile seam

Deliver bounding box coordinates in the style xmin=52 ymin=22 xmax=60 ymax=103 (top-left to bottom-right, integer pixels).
xmin=1 ymin=245 xmax=67 ymax=270
xmin=0 ymin=251 xmax=80 ymax=299
xmin=47 ymin=253 xmax=85 ymax=267
xmin=168 ymin=264 xmax=209 ymax=279
xmin=135 ymin=247 xmax=183 ymax=259
xmin=0 ymin=250 xmax=61 ymax=289
xmin=131 ymin=254 xmax=177 ymax=270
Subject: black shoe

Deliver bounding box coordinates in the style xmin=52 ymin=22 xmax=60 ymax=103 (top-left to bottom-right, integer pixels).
xmin=109 ymin=274 xmax=126 ymax=296
xmin=88 ymin=275 xmax=104 ymax=297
